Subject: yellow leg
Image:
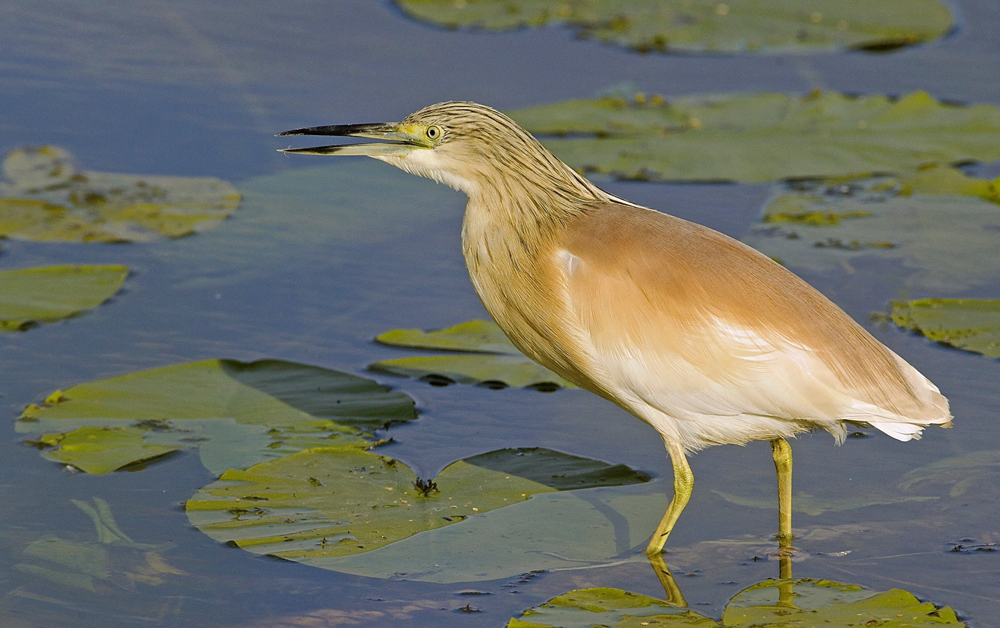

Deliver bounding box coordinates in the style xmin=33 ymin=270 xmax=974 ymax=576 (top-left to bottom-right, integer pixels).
xmin=647 ymin=553 xmax=688 ymax=607
xmin=646 ymin=440 xmax=693 ymax=555
xmin=770 ymin=438 xmax=793 ymax=547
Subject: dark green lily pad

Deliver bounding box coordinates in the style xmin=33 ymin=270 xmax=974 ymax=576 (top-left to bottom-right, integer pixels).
xmin=508 ymin=579 xmax=964 ymax=627
xmin=890 ymin=299 xmax=1000 ymax=358
xmin=187 ymin=447 xmax=650 ymax=577
xmin=371 ymin=320 xmax=576 ymax=389
xmin=508 ymin=91 xmax=1000 ymax=183
xmin=397 ymin=0 xmax=952 ymax=55
xmin=0 ymin=146 xmax=240 ymax=242
xmin=17 ymin=359 xmax=416 ymax=475
xmin=0 ymin=264 xmax=129 ymax=331
xmin=16 ymin=498 xmax=183 ymax=593
xmin=744 ymin=174 xmax=1000 ymax=291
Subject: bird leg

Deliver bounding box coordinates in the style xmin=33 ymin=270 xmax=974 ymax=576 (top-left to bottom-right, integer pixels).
xmin=647 ymin=553 xmax=688 ymax=607
xmin=646 ymin=440 xmax=693 ymax=555
xmin=770 ymin=438 xmax=793 ymax=547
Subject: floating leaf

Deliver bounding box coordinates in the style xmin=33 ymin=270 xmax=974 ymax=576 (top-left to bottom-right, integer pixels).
xmin=508 ymin=579 xmax=965 ymax=627
xmin=509 ymin=91 xmax=1000 ymax=183
xmin=396 ymin=0 xmax=953 ymax=55
xmin=0 ymin=146 xmax=240 ymax=242
xmin=33 ymin=426 xmax=179 ymax=474
xmin=890 ymin=299 xmax=1000 ymax=358
xmin=187 ymin=447 xmax=650 ymax=573
xmin=0 ymin=264 xmax=129 ymax=331
xmin=371 ymin=320 xmax=575 ymax=389
xmin=744 ymin=175 xmax=1000 ymax=291
xmin=18 ymin=359 xmax=416 ymax=475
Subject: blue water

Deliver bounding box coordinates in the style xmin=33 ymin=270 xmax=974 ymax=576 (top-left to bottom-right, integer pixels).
xmin=1 ymin=1 xmax=998 ymax=625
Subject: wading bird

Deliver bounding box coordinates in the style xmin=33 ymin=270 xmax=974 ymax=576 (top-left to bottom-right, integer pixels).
xmin=279 ymin=102 xmax=951 ymax=555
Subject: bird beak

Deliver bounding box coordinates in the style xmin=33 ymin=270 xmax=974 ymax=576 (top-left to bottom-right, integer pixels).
xmin=276 ymin=122 xmax=426 ymax=157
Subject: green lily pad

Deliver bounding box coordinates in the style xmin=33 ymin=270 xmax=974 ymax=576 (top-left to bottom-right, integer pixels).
xmin=187 ymin=446 xmax=650 ymax=573
xmin=712 ymin=489 xmax=936 ymax=517
xmin=371 ymin=320 xmax=576 ymax=389
xmin=0 ymin=264 xmax=129 ymax=331
xmin=31 ymin=426 xmax=179 ymax=474
xmin=508 ymin=579 xmax=964 ymax=627
xmin=18 ymin=359 xmax=416 ymax=475
xmin=508 ymin=91 xmax=1000 ymax=183
xmin=744 ymin=174 xmax=1000 ymax=291
xmin=890 ymin=299 xmax=1000 ymax=358
xmin=0 ymin=146 xmax=240 ymax=242
xmin=16 ymin=498 xmax=183 ymax=593
xmin=396 ymin=0 xmax=953 ymax=55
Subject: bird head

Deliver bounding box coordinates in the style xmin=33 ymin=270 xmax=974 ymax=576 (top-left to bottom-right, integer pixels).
xmin=278 ymin=101 xmax=603 ymax=203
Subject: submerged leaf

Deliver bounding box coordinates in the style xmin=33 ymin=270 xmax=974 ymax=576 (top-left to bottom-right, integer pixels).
xmin=744 ymin=174 xmax=1000 ymax=291
xmin=0 ymin=146 xmax=240 ymax=242
xmin=396 ymin=0 xmax=952 ymax=55
xmin=187 ymin=447 xmax=650 ymax=568
xmin=16 ymin=498 xmax=184 ymax=593
xmin=0 ymin=264 xmax=129 ymax=331
xmin=890 ymin=299 xmax=1000 ymax=358
xmin=508 ymin=579 xmax=964 ymax=627
xmin=899 ymin=450 xmax=1000 ymax=498
xmin=713 ymin=490 xmax=936 ymax=516
xmin=18 ymin=359 xmax=416 ymax=475
xmin=372 ymin=320 xmax=575 ymax=389
xmin=509 ymin=91 xmax=1000 ymax=183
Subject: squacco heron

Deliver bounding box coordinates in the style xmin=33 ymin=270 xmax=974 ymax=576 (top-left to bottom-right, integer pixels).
xmin=279 ymin=101 xmax=952 ymax=555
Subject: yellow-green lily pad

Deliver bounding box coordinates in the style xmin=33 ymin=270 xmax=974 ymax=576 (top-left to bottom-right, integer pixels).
xmin=889 ymin=299 xmax=1000 ymax=358
xmin=371 ymin=320 xmax=575 ymax=389
xmin=0 ymin=146 xmax=240 ymax=242
xmin=508 ymin=91 xmax=1000 ymax=183
xmin=0 ymin=264 xmax=129 ymax=331
xmin=744 ymin=174 xmax=1000 ymax=291
xmin=187 ymin=446 xmax=650 ymax=569
xmin=508 ymin=579 xmax=965 ymax=627
xmin=18 ymin=359 xmax=417 ymax=475
xmin=397 ymin=0 xmax=953 ymax=55
xmin=31 ymin=426 xmax=179 ymax=474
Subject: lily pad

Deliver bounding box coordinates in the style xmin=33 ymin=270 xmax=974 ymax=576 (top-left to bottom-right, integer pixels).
xmin=744 ymin=174 xmax=1000 ymax=291
xmin=508 ymin=579 xmax=965 ymax=627
xmin=16 ymin=498 xmax=183 ymax=593
xmin=890 ymin=299 xmax=1000 ymax=358
xmin=30 ymin=426 xmax=179 ymax=474
xmin=0 ymin=146 xmax=240 ymax=242
xmin=371 ymin=320 xmax=576 ymax=389
xmin=187 ymin=446 xmax=650 ymax=573
xmin=396 ymin=0 xmax=953 ymax=55
xmin=0 ymin=264 xmax=129 ymax=331
xmin=18 ymin=359 xmax=417 ymax=475
xmin=508 ymin=91 xmax=1000 ymax=183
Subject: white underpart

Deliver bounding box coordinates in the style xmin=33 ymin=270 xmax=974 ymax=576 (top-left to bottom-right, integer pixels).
xmin=376 ymin=149 xmax=478 ymax=196
xmin=561 ymin=275 xmax=940 ymax=450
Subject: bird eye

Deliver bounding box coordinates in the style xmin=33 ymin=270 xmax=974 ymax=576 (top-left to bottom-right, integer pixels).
xmin=426 ymin=125 xmax=442 ymax=141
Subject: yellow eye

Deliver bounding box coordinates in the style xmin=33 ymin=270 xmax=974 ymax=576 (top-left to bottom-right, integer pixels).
xmin=426 ymin=125 xmax=443 ymax=141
